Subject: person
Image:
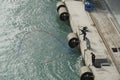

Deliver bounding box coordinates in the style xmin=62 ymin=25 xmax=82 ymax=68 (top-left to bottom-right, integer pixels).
xmin=91 ymin=52 xmax=95 ymax=66
xmin=80 ymin=26 xmax=88 ymax=40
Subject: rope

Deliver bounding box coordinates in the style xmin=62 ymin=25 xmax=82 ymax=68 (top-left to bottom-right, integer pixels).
xmin=16 ymin=29 xmax=75 ymax=64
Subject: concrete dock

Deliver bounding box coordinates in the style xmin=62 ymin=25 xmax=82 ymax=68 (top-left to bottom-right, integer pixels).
xmin=90 ymin=8 xmax=120 ymax=74
xmin=57 ymin=0 xmax=120 ymax=80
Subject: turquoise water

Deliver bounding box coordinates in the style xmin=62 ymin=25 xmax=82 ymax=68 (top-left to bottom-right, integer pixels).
xmin=0 ymin=0 xmax=81 ymax=80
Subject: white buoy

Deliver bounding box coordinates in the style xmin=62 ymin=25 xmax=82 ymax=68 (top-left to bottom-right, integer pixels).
xmin=56 ymin=1 xmax=69 ymax=21
xmin=80 ymin=66 xmax=94 ymax=80
xmin=67 ymin=33 xmax=79 ymax=48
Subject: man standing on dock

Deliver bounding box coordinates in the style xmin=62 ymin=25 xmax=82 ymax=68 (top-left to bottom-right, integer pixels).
xmin=80 ymin=27 xmax=88 ymax=40
xmin=91 ymin=52 xmax=95 ymax=66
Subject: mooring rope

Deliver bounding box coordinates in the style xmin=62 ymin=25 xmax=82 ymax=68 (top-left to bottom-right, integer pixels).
xmin=16 ymin=29 xmax=75 ymax=64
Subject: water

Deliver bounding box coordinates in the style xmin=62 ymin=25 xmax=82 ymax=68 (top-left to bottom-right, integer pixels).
xmin=0 ymin=0 xmax=81 ymax=80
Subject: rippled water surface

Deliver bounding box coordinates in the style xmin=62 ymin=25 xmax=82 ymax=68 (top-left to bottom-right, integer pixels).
xmin=0 ymin=0 xmax=81 ymax=80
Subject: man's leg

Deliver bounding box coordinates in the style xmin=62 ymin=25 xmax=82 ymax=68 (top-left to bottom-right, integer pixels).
xmin=83 ymin=34 xmax=86 ymax=40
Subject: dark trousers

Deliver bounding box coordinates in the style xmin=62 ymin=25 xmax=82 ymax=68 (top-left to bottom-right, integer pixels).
xmin=92 ymin=59 xmax=95 ymax=66
xmin=83 ymin=34 xmax=86 ymax=40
